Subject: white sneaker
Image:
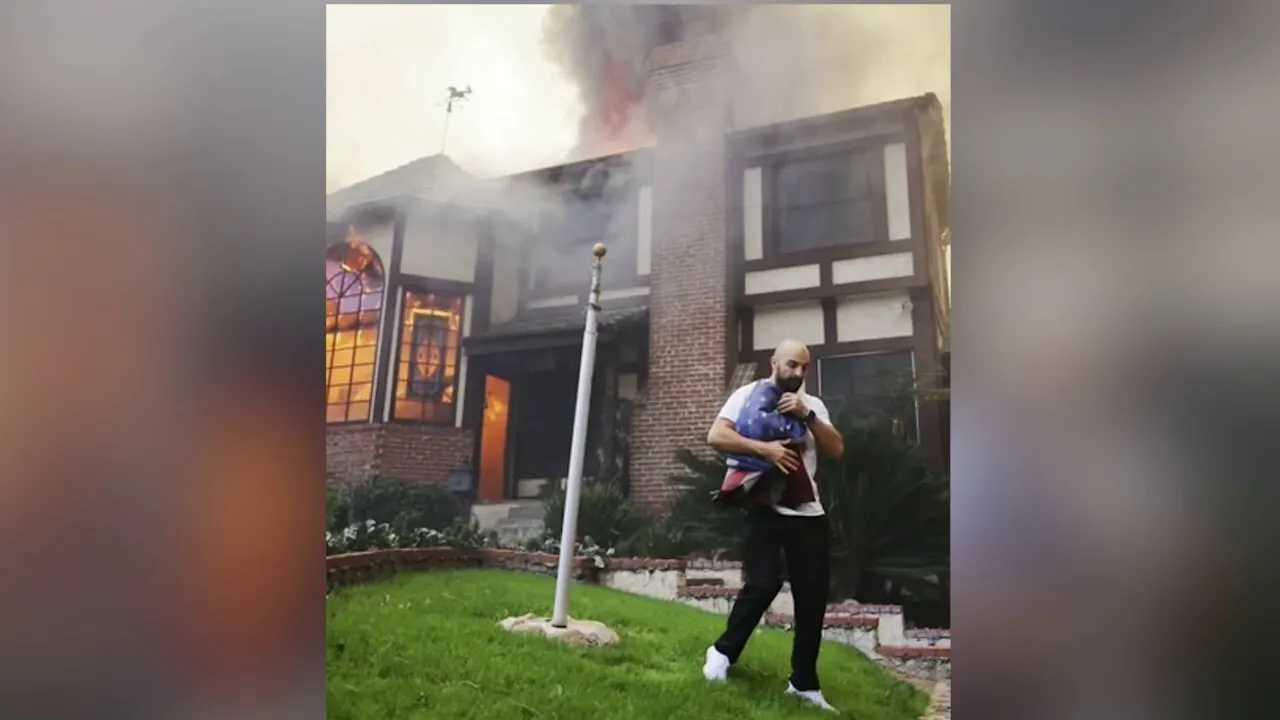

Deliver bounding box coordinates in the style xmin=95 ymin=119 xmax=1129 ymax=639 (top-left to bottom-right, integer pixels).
xmin=786 ymin=683 xmax=838 ymax=713
xmin=702 ymin=646 xmax=731 ymax=682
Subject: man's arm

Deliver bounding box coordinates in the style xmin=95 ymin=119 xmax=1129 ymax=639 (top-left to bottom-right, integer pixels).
xmin=778 ymin=394 xmax=845 ymax=460
xmin=807 ymin=414 xmax=845 ymax=460
xmin=707 ymin=418 xmax=802 ymax=473
xmin=706 ymin=418 xmax=769 ymax=457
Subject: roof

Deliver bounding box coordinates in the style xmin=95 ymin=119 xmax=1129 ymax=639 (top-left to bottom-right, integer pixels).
xmin=326 ymin=154 xmax=489 ymax=222
xmin=465 ymin=304 xmax=648 ymax=356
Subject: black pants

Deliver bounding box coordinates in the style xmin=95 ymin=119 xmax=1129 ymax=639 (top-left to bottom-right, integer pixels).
xmin=713 ymin=504 xmax=831 ymax=691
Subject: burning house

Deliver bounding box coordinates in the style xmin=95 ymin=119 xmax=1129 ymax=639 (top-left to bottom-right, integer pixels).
xmin=325 ymin=12 xmax=951 ymax=532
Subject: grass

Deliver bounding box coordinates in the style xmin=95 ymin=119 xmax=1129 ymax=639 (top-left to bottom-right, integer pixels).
xmin=327 ymin=570 xmax=929 ymax=719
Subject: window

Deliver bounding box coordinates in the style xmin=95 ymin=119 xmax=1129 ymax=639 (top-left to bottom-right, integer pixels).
xmin=818 ymin=351 xmax=918 ymax=441
xmin=532 ymin=189 xmax=634 ymax=294
xmin=774 ymin=150 xmax=875 ymax=253
xmin=326 ymin=237 xmax=385 ymax=423
xmin=393 ymin=290 xmax=464 ymax=423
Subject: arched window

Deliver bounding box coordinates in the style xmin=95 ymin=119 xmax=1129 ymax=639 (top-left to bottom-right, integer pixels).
xmin=326 ymin=235 xmax=385 ymax=423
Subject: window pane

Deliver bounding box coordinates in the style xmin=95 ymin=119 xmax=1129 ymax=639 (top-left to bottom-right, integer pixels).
xmin=777 ymin=200 xmax=874 ymax=252
xmin=346 ymin=402 xmax=370 ymax=422
xmin=354 ymin=346 xmax=376 ymax=365
xmin=349 ymin=382 xmax=373 ymax=402
xmin=775 ymin=152 xmax=869 ymax=208
xmin=819 ymin=351 xmax=918 ymax=440
xmin=329 ymin=366 xmax=352 ymax=385
xmin=327 ymin=385 xmax=350 ymax=404
xmin=330 ymin=349 xmax=353 ymax=367
xmin=351 ymin=364 xmax=374 ymax=382
xmin=326 ymin=405 xmax=348 ymax=423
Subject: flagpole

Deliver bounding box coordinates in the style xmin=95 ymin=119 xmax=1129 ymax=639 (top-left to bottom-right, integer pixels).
xmin=550 ymin=242 xmax=607 ymax=628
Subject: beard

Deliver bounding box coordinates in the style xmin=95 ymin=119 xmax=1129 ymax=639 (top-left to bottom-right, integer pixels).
xmin=776 ymin=374 xmax=803 ymax=393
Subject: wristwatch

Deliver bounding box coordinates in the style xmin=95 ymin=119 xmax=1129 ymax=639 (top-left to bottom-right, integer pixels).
xmin=804 ymin=409 xmax=817 ymax=426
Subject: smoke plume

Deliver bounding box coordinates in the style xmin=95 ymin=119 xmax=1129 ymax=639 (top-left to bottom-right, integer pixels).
xmin=541 ymin=5 xmax=951 ymax=159
xmin=540 ymin=6 xmax=732 ymax=156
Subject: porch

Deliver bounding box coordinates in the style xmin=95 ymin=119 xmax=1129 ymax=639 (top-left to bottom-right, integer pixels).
xmin=462 ymin=305 xmax=647 ymax=507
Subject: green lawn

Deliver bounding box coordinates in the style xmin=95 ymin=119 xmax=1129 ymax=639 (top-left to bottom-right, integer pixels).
xmin=327 ymin=570 xmax=928 ymax=719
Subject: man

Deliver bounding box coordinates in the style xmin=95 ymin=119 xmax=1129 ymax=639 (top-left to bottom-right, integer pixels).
xmin=702 ymin=339 xmax=845 ymax=713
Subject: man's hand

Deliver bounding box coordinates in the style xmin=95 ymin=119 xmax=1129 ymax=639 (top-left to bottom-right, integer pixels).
xmin=759 ymin=440 xmax=801 ymax=473
xmin=777 ymin=392 xmax=809 ymax=419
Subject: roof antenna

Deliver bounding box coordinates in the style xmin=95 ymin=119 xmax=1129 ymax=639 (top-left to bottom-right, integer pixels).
xmin=439 ymin=85 xmax=472 ymax=155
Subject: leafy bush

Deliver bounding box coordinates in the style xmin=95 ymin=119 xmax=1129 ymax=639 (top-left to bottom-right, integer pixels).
xmin=816 ymin=417 xmax=949 ymax=616
xmin=327 ymin=484 xmax=352 ymax=533
xmin=326 ymin=517 xmax=500 ymax=556
xmin=521 ymin=533 xmax=617 ymax=568
xmin=638 ymin=450 xmax=748 ymax=559
xmin=539 ymin=478 xmax=649 ymax=553
xmin=345 ymin=476 xmax=464 ymax=535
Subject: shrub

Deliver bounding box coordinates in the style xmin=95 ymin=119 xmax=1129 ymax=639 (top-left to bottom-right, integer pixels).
xmin=641 ymin=450 xmax=748 ymax=559
xmin=327 ymin=484 xmax=352 ymax=533
xmin=326 ymin=517 xmax=500 ymax=556
xmin=817 ymin=417 xmax=950 ymax=616
xmin=539 ymin=477 xmax=649 ymax=553
xmin=345 ymin=476 xmax=464 ymax=535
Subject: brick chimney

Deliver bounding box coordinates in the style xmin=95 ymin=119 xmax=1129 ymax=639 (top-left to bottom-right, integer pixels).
xmin=628 ymin=34 xmax=733 ymax=511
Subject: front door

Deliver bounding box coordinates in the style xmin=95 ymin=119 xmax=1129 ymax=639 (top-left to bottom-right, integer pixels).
xmin=477 ymin=376 xmax=511 ymax=503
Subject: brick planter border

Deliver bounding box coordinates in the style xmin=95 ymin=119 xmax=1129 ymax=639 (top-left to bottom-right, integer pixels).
xmin=326 ymin=547 xmax=598 ymax=592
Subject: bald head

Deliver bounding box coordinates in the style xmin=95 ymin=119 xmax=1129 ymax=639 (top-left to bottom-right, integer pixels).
xmin=770 ymin=339 xmax=811 ymax=393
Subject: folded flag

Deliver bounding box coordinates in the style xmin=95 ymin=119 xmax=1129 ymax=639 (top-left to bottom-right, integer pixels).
xmin=713 ymin=381 xmax=815 ymax=508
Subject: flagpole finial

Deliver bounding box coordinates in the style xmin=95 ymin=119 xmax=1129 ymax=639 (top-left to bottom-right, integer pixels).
xmin=592 ymin=242 xmax=608 ymax=259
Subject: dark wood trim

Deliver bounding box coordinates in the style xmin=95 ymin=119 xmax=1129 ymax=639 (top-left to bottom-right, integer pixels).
xmin=905 ymin=117 xmax=930 ymax=294
xmin=740 ymin=274 xmax=924 ymax=308
xmin=741 ymin=337 xmax=915 ymax=367
xmin=821 ymin=297 xmax=838 ymax=346
xmin=471 ymin=223 xmax=495 ymax=337
xmin=730 ymin=94 xmax=933 ymax=159
xmin=461 ymin=351 xmax=487 ymax=432
xmin=339 ymin=203 xmax=398 ymax=228
xmin=466 ymin=358 xmax=487 ymax=479
xmin=909 ymin=286 xmax=944 ymax=466
xmin=465 ymin=326 xmax=625 ymax=358
xmin=742 ymin=239 xmax=916 ymax=272
xmin=398 ymin=274 xmax=475 ymax=296
xmin=738 ymin=307 xmax=754 ymax=357
xmin=724 ymin=138 xmax=743 ymax=388
xmin=371 ymin=209 xmax=407 ymax=423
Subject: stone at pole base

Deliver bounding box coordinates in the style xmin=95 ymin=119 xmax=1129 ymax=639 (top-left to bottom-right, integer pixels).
xmin=498 ymin=614 xmax=621 ymax=648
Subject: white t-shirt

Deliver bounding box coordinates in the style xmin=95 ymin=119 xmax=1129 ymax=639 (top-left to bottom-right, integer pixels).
xmin=716 ymin=380 xmax=831 ymax=517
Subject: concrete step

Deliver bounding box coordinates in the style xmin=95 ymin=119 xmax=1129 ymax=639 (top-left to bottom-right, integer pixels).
xmin=491 ymin=518 xmax=544 ymax=545
xmin=504 ymin=501 xmax=545 ymax=521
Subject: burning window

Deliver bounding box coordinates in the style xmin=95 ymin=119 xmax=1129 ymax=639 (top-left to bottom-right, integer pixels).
xmin=393 ymin=290 xmax=463 ymax=424
xmin=325 ymin=235 xmax=385 ymax=423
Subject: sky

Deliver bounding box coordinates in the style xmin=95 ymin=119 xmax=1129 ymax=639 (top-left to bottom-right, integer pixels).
xmin=326 ymin=4 xmax=950 ymax=189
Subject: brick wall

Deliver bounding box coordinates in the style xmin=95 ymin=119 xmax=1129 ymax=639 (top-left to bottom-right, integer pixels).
xmin=629 ymin=35 xmax=732 ymax=511
xmin=325 ymin=423 xmax=473 ymax=486
xmin=377 ymin=424 xmax=473 ymax=484
xmin=326 ymin=424 xmax=379 ymax=484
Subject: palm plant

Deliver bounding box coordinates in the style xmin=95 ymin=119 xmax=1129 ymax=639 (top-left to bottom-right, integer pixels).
xmin=817 ymin=415 xmax=950 ymax=608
